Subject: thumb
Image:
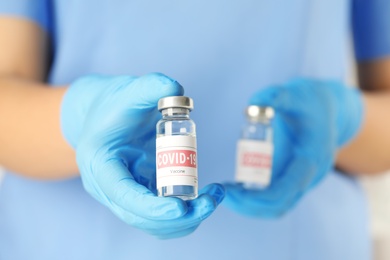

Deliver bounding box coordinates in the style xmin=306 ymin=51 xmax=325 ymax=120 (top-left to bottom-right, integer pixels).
xmin=129 ymin=73 xmax=184 ymax=109
xmin=249 ymin=85 xmax=288 ymax=111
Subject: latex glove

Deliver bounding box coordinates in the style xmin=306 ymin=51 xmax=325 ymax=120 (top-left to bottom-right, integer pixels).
xmin=61 ymin=73 xmax=225 ymax=239
xmin=224 ymin=78 xmax=363 ymax=218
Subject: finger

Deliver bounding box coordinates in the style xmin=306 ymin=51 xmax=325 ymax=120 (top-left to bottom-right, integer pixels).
xmin=151 ymin=184 xmax=225 ymax=230
xmin=222 ymin=183 xmax=283 ymax=217
xmin=246 ymin=155 xmax=317 ymax=202
xmin=200 ymin=183 xmax=225 ymax=206
xmin=271 ymin=114 xmax=293 ymax=180
xmin=169 ymin=190 xmax=220 ymax=225
xmin=224 ymin=155 xmax=317 ymax=217
xmin=144 ymin=193 xmax=219 ymax=235
xmin=95 ymin=158 xmax=188 ymax=220
xmin=113 ymin=184 xmax=224 ymax=235
xmin=224 ymin=182 xmax=306 ymax=218
xmin=128 ymin=72 xmax=184 ymax=109
xmin=251 ymin=84 xmax=335 ymax=160
xmin=156 ymin=225 xmax=199 ymax=240
xmin=249 ymin=85 xmax=288 ymax=111
xmin=223 ymin=185 xmax=286 ymax=218
xmin=249 ymin=80 xmax=316 ymax=115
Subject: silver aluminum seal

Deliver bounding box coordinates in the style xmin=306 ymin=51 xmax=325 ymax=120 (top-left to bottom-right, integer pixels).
xmin=245 ymin=105 xmax=274 ymax=121
xmin=158 ymin=96 xmax=194 ymax=111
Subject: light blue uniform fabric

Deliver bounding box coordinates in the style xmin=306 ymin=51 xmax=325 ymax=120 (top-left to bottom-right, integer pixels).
xmin=1 ymin=0 xmax=385 ymax=259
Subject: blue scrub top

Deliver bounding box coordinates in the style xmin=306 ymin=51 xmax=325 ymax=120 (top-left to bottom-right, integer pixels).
xmin=2 ymin=0 xmax=389 ymax=259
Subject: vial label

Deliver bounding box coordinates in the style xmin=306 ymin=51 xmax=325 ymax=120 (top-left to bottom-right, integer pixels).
xmin=156 ymin=135 xmax=198 ymax=189
xmin=235 ymin=139 xmax=273 ymax=187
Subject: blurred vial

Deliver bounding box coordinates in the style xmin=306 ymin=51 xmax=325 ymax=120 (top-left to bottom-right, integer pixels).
xmin=156 ymin=96 xmax=198 ymax=200
xmin=235 ymin=105 xmax=274 ymax=189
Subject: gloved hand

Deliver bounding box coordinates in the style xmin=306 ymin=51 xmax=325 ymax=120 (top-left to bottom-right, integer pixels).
xmin=224 ymin=78 xmax=364 ymax=218
xmin=61 ymin=73 xmax=225 ymax=239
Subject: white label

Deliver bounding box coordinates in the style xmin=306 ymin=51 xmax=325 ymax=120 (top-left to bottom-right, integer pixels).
xmin=156 ymin=135 xmax=198 ymax=188
xmin=235 ymin=139 xmax=273 ymax=187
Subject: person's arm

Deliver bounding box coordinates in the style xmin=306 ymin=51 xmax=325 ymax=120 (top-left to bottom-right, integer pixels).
xmin=0 ymin=17 xmax=225 ymax=240
xmin=336 ymin=0 xmax=390 ymax=174
xmin=0 ymin=17 xmax=78 ymax=178
xmin=336 ymin=60 xmax=390 ymax=174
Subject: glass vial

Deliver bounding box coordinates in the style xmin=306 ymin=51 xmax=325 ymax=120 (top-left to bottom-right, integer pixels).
xmin=156 ymin=96 xmax=198 ymax=200
xmin=235 ymin=105 xmax=274 ymax=189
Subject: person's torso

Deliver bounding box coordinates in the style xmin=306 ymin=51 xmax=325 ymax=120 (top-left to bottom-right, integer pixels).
xmin=0 ymin=1 xmax=370 ymax=259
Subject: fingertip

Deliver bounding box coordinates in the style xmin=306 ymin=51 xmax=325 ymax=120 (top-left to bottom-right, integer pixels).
xmin=156 ymin=197 xmax=188 ymax=219
xmin=223 ymin=182 xmax=245 ymax=193
xmin=155 ymin=225 xmax=199 ymax=240
xmin=143 ymin=72 xmax=184 ymax=97
xmin=211 ymin=184 xmax=226 ymax=205
xmin=200 ymin=183 xmax=225 ymax=205
xmin=188 ymin=194 xmax=217 ymax=220
xmin=189 ymin=186 xmax=224 ymax=218
xmin=249 ymin=86 xmax=282 ymax=107
xmin=222 ymin=182 xmax=239 ymax=189
xmin=146 ymin=72 xmax=175 ymax=84
xmin=286 ymin=77 xmax=309 ymax=86
xmin=132 ymin=73 xmax=184 ymax=107
xmin=222 ymin=183 xmax=245 ymax=207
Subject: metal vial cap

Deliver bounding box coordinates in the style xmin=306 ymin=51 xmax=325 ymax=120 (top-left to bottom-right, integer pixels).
xmin=158 ymin=96 xmax=194 ymax=111
xmin=245 ymin=105 xmax=274 ymax=121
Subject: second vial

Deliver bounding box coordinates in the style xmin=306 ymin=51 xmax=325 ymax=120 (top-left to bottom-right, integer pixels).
xmin=235 ymin=105 xmax=274 ymax=189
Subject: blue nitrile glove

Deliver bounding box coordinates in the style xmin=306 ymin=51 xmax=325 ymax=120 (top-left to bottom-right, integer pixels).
xmin=224 ymin=78 xmax=364 ymax=218
xmin=61 ymin=73 xmax=225 ymax=239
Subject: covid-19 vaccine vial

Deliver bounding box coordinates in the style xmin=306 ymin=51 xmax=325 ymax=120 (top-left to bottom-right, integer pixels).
xmin=235 ymin=105 xmax=274 ymax=189
xmin=156 ymin=96 xmax=198 ymax=200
